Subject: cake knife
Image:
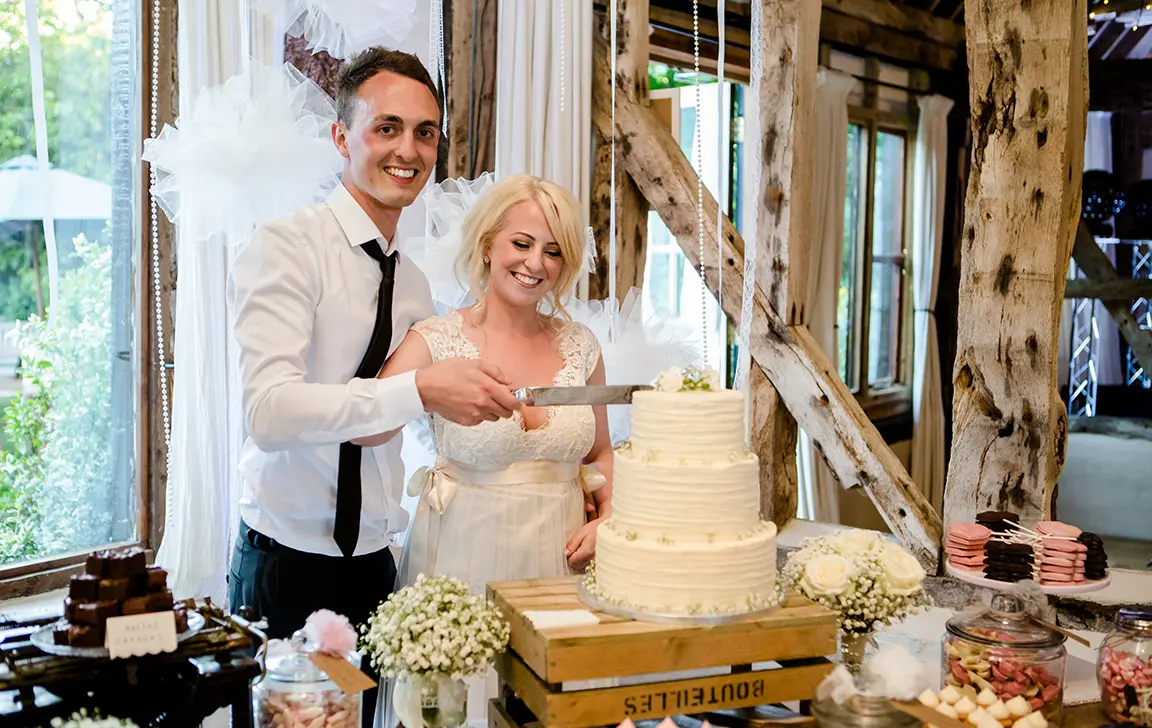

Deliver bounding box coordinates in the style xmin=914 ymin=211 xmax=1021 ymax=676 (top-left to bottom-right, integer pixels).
xmin=513 ymin=385 xmax=652 ymax=406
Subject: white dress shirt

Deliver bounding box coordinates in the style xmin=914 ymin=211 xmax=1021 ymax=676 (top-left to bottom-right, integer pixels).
xmin=230 ymin=182 xmax=435 ymax=556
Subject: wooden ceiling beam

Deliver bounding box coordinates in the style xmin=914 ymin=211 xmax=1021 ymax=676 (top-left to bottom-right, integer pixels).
xmin=1063 ymin=277 xmax=1152 ymax=300
xmin=822 ymin=0 xmax=965 ymax=46
xmin=1089 ymin=58 xmax=1152 ymax=111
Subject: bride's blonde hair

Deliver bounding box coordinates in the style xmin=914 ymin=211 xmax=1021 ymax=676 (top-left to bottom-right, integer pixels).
xmin=458 ymin=174 xmax=584 ymax=322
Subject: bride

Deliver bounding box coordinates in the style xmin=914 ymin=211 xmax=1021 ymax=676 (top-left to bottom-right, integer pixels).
xmin=370 ymin=174 xmax=614 ymax=725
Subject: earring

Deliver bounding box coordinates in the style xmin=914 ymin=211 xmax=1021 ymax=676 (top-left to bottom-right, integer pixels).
xmin=483 ymin=255 xmax=490 ymax=264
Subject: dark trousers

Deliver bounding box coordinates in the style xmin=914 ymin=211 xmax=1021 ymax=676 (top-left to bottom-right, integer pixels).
xmin=229 ymin=521 xmax=396 ymax=728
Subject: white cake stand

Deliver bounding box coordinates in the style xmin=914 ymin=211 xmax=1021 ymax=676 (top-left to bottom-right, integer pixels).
xmin=945 ymin=562 xmax=1111 ymax=595
xmin=575 ymin=579 xmax=786 ymax=627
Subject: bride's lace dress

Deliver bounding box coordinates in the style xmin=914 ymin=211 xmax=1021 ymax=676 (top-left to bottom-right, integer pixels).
xmin=385 ymin=310 xmax=603 ymax=728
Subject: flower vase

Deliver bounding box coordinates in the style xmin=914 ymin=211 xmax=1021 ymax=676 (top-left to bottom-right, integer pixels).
xmin=837 ymin=630 xmax=877 ymax=674
xmin=393 ymin=674 xmax=468 ymax=728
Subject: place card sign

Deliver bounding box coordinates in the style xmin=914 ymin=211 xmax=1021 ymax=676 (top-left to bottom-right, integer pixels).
xmin=105 ymin=611 xmax=177 ymax=659
xmin=309 ymin=653 xmax=377 ymax=695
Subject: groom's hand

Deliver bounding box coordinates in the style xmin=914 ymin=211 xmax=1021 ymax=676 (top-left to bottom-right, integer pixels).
xmin=416 ymin=358 xmax=520 ymax=426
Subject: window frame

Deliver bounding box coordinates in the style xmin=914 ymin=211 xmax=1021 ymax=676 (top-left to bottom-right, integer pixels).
xmin=0 ymin=0 xmax=176 ymax=600
xmin=843 ymin=101 xmax=917 ymax=422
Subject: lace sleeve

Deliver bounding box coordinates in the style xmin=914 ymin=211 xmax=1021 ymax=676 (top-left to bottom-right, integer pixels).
xmin=411 ymin=314 xmax=457 ymax=363
xmin=573 ymin=322 xmax=603 ymax=383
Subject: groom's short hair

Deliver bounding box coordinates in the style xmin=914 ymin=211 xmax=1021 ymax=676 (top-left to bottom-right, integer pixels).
xmin=335 ymin=47 xmax=442 ymax=128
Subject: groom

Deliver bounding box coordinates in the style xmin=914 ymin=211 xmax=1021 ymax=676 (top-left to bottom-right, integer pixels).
xmin=228 ymin=47 xmax=520 ymax=724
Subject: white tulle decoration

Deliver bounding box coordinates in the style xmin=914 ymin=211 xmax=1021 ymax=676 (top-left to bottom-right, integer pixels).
xmin=258 ymin=0 xmax=419 ymax=60
xmin=567 ymin=290 xmax=700 ymax=445
xmin=142 ymin=62 xmax=341 ymax=246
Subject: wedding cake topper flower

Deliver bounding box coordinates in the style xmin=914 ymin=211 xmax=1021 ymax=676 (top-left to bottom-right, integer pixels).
xmin=782 ymin=528 xmax=930 ymax=634
xmin=654 ymin=365 xmax=721 ymax=392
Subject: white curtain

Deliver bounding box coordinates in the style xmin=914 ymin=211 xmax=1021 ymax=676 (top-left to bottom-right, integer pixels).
xmin=909 ymin=94 xmax=954 ymax=514
xmin=154 ymin=0 xmax=248 ymax=604
xmin=797 ymin=69 xmax=854 ymax=523
xmin=495 ymin=0 xmax=593 ymax=215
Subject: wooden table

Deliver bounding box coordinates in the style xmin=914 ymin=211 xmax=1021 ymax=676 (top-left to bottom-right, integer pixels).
xmin=486 ymin=577 xmax=838 ymax=728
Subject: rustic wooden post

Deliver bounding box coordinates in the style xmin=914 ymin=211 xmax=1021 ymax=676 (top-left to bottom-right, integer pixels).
xmin=589 ymin=0 xmax=650 ymax=301
xmin=592 ymin=35 xmax=943 ymax=569
xmin=446 ymin=0 xmax=498 ymax=179
xmin=944 ymin=0 xmax=1088 ymax=526
xmin=747 ymin=0 xmax=820 ymax=527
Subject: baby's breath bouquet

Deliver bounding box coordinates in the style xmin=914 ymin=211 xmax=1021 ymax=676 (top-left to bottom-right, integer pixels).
xmin=50 ymin=710 xmax=138 ymax=728
xmin=361 ymin=573 xmax=510 ymax=680
xmin=782 ymin=528 xmax=931 ymax=635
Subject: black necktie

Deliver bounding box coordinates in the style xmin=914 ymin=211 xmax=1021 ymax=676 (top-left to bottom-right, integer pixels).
xmin=334 ymin=240 xmax=398 ymax=557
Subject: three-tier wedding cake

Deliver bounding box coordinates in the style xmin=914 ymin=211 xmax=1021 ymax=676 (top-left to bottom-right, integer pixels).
xmin=591 ymin=369 xmax=778 ymax=615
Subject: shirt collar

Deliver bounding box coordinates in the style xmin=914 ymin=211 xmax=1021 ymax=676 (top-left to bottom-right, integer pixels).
xmin=326 ymin=181 xmax=396 ymax=253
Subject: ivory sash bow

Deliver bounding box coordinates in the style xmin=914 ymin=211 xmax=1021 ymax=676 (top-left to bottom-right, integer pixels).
xmin=398 ymin=458 xmax=606 ymax=583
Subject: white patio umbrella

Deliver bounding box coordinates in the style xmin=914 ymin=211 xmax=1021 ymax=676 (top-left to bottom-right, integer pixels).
xmin=0 ymin=155 xmax=112 ymax=222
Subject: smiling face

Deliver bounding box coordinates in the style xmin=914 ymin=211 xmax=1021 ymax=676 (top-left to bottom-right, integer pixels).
xmin=484 ymin=201 xmax=567 ymax=310
xmin=332 ymin=70 xmax=440 ymax=225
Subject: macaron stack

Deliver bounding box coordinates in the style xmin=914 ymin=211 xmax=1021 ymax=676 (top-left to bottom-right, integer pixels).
xmin=1078 ymin=532 xmax=1109 ymax=580
xmin=946 ymin=522 xmax=992 ymax=572
xmin=1036 ymin=521 xmax=1085 ymax=586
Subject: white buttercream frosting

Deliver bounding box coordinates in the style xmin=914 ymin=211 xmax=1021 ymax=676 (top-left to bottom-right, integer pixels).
xmin=594 ymin=388 xmax=778 ymax=615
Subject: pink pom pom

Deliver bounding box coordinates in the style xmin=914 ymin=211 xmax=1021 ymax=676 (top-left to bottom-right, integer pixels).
xmin=303 ymin=609 xmax=358 ymax=655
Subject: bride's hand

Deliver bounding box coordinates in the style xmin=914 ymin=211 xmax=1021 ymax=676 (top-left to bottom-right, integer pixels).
xmin=565 ymin=519 xmax=601 ymax=570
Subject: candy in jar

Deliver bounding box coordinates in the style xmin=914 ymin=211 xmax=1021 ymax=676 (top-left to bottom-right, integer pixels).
xmin=252 ymin=632 xmax=361 ymax=728
xmin=943 ymin=594 xmax=1067 ymax=725
xmin=1098 ymin=606 xmax=1152 ymax=725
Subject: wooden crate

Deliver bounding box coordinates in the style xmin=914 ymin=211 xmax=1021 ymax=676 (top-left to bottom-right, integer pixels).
xmin=487 ymin=577 xmax=837 ymax=728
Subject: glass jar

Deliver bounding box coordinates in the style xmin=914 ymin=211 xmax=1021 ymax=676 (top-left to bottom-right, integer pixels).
xmin=811 ymin=692 xmax=921 ymax=728
xmin=1098 ymin=606 xmax=1152 ymax=726
xmin=252 ymin=634 xmax=361 ymax=728
xmin=943 ymin=594 xmax=1067 ymax=725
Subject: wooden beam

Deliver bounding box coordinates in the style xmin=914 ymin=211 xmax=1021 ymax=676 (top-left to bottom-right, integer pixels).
xmin=1063 ymin=277 xmax=1152 ymax=300
xmin=589 ymin=1 xmax=650 ymax=301
xmin=592 ymin=35 xmax=942 ymax=569
xmin=746 ymin=0 xmax=821 ymax=528
xmin=819 ymin=8 xmax=959 ymax=71
xmin=1089 ymin=59 xmax=1152 ymax=112
xmin=1071 ymin=221 xmax=1152 ymax=376
xmin=822 ymin=0 xmax=965 ymax=47
xmin=446 ymin=0 xmax=498 ymax=179
xmin=944 ymin=0 xmax=1087 ymax=527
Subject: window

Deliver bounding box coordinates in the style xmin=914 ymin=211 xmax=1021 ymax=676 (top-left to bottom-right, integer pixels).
xmin=835 ymin=54 xmax=915 ymax=419
xmin=0 ymin=0 xmax=147 ymax=592
xmin=642 ymin=66 xmax=734 ymax=377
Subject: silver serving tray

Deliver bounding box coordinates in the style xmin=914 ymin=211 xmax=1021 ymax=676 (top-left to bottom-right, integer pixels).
xmin=30 ymin=611 xmax=205 ymax=659
xmin=576 ymin=580 xmax=785 ymax=627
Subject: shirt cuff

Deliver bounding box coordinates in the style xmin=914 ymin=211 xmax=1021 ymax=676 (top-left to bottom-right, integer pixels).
xmin=377 ymin=368 xmax=425 ymax=425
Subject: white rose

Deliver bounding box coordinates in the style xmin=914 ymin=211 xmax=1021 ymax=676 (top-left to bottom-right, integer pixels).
xmin=803 ymin=554 xmax=853 ymax=597
xmin=833 ymin=528 xmax=883 ymax=555
xmin=654 ymin=367 xmax=684 ymax=392
xmin=882 ymin=543 xmax=926 ymax=595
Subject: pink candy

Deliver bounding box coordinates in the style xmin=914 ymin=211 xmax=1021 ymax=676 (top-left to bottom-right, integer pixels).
xmin=1099 ymin=647 xmax=1152 ymax=726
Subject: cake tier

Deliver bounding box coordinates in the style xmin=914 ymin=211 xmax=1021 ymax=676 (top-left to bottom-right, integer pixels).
xmin=612 ymin=448 xmax=762 ymax=539
xmin=593 ymin=520 xmax=778 ymax=615
xmin=630 ymin=390 xmax=746 ymax=459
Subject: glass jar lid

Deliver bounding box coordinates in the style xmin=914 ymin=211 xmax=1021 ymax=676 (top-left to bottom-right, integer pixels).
xmin=1116 ymin=606 xmax=1152 ymax=634
xmin=812 ymin=693 xmax=920 ymax=727
xmin=945 ymin=594 xmax=1066 ymax=649
xmin=264 ymin=632 xmax=340 ymax=684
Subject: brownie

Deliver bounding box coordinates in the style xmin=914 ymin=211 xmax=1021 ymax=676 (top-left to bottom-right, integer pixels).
xmin=146 ymin=565 xmax=167 ymax=592
xmin=146 ymin=589 xmax=174 ymax=612
xmin=986 ymin=541 xmax=1033 ymax=555
xmin=73 ymin=600 xmax=120 ymax=626
xmin=52 ymin=621 xmax=70 ymax=645
xmin=174 ymin=606 xmax=189 ymax=633
xmin=106 ymin=547 xmax=147 ymax=578
xmin=69 ymin=573 xmax=101 ymax=601
xmin=97 ymin=577 xmax=132 ymax=602
xmin=121 ymin=595 xmax=151 ymax=616
xmin=68 ymin=624 xmax=104 ymax=648
xmin=85 ymin=550 xmax=113 ymax=577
